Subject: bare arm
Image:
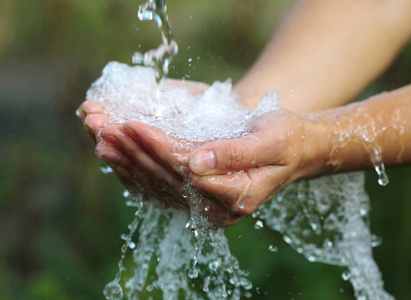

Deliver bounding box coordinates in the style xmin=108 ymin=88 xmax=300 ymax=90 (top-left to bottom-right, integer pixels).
xmin=299 ymin=84 xmax=411 ymax=180
xmin=234 ymin=0 xmax=411 ymax=112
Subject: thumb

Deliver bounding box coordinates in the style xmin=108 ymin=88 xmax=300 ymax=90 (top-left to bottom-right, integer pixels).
xmin=188 ymin=133 xmax=279 ymax=175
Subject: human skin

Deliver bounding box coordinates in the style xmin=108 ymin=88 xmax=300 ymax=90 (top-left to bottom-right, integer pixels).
xmin=79 ymin=0 xmax=411 ymax=226
xmin=80 ymin=85 xmax=411 ymax=226
xmin=235 ymin=0 xmax=411 ymax=112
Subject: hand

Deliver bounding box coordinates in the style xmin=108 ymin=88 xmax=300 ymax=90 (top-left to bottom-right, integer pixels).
xmin=91 ymin=107 xmax=310 ymax=227
xmin=77 ymin=79 xmax=209 ymax=208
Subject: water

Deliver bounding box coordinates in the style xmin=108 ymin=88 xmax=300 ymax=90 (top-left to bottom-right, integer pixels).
xmin=83 ymin=1 xmax=393 ymax=298
xmin=86 ymin=63 xmax=393 ymax=299
xmin=370 ymin=147 xmax=389 ymax=186
xmin=132 ymin=0 xmax=178 ymax=81
xmin=254 ymin=172 xmax=393 ymax=299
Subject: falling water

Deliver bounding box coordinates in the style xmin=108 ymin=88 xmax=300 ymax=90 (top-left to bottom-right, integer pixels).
xmin=81 ymin=2 xmax=394 ymax=299
xmin=86 ymin=62 xmax=393 ymax=299
xmin=132 ymin=0 xmax=178 ymax=81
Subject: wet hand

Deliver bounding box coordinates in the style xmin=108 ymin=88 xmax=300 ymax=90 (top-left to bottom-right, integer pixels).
xmin=98 ymin=109 xmax=310 ymax=227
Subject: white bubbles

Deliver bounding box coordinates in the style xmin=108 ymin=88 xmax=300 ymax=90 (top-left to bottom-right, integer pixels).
xmin=86 ymin=62 xmax=279 ymax=144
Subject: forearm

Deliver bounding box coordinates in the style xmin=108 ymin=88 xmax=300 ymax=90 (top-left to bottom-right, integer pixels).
xmin=234 ymin=0 xmax=411 ymax=113
xmin=300 ymin=84 xmax=411 ymax=180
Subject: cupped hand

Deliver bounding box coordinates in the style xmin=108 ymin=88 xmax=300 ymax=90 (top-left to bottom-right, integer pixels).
xmin=95 ymin=109 xmax=310 ymax=227
xmin=78 ymin=79 xmax=314 ymax=227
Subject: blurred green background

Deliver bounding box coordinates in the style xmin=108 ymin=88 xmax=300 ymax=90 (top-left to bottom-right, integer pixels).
xmin=1 ymin=0 xmax=410 ymax=299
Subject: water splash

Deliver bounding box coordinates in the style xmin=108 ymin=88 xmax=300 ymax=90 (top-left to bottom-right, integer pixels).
xmin=255 ymin=172 xmax=393 ymax=299
xmin=132 ymin=0 xmax=178 ymax=81
xmin=103 ymin=191 xmax=143 ymax=300
xmin=121 ymin=201 xmax=252 ymax=299
xmin=85 ymin=63 xmax=392 ymax=299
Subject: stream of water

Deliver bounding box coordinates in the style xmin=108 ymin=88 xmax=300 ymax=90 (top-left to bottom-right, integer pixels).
xmin=83 ymin=1 xmax=393 ymax=299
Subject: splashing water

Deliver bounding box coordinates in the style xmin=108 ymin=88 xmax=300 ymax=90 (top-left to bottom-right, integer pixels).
xmin=81 ymin=2 xmax=393 ymax=299
xmin=255 ymin=172 xmax=393 ymax=299
xmin=132 ymin=0 xmax=178 ymax=81
xmin=84 ymin=62 xmax=393 ymax=299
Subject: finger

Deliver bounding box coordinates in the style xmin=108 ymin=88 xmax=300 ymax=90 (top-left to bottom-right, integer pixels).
xmin=187 ymin=110 xmax=304 ymax=176
xmin=123 ymin=121 xmax=188 ymax=174
xmin=191 ymin=171 xmax=260 ymax=217
xmin=84 ymin=113 xmax=109 ymax=137
xmin=95 ymin=141 xmax=133 ymax=167
xmin=100 ymin=125 xmax=186 ymax=201
xmin=191 ymin=165 xmax=289 ymax=217
xmin=80 ymin=101 xmax=106 ymax=116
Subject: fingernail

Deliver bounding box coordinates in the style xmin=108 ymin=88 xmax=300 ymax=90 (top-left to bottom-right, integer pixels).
xmin=81 ymin=105 xmax=90 ymax=114
xmin=96 ymin=143 xmax=120 ymax=161
xmin=190 ymin=150 xmax=215 ymax=174
xmin=103 ymin=133 xmax=119 ymax=144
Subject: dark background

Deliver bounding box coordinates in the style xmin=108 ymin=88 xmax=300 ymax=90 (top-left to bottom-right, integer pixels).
xmin=1 ymin=0 xmax=410 ymax=299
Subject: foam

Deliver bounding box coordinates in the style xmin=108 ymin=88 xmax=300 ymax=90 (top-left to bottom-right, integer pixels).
xmin=86 ymin=61 xmax=279 ymax=143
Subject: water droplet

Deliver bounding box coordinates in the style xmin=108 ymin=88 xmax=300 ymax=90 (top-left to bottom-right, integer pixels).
xmin=342 ymin=270 xmax=351 ymax=281
xmin=370 ymin=148 xmax=389 ymax=186
xmin=359 ymin=208 xmax=367 ymax=216
xmin=371 ymin=234 xmax=382 ymax=248
xmin=377 ymin=172 xmax=389 ymax=186
xmin=122 ymin=190 xmax=130 ymax=198
xmin=268 ymin=245 xmax=278 ymax=252
xmin=188 ymin=268 xmax=198 ymax=279
xmin=208 ymin=260 xmax=220 ymax=271
xmin=100 ymin=165 xmax=114 ymax=174
xmin=238 ymin=202 xmax=245 ymax=210
xmin=254 ymin=220 xmax=264 ymax=230
xmin=103 ymin=281 xmax=123 ymax=300
xmin=283 ymin=235 xmax=292 ymax=244
xmin=310 ymin=222 xmax=318 ymax=232
xmin=128 ymin=242 xmax=136 ymax=249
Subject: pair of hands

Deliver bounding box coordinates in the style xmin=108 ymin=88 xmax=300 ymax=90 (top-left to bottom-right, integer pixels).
xmin=79 ymin=80 xmax=311 ymax=227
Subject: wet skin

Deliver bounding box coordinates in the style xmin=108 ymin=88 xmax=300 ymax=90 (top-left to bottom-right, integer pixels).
xmin=79 ymin=99 xmax=309 ymax=227
xmin=79 ymin=82 xmax=411 ymax=228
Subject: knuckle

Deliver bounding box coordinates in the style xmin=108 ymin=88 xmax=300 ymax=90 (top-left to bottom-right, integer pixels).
xmin=225 ymin=144 xmax=246 ymax=170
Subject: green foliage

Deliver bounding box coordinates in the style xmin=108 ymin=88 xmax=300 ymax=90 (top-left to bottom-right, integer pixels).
xmin=0 ymin=0 xmax=410 ymax=299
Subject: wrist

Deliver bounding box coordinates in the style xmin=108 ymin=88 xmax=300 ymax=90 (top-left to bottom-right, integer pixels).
xmin=295 ymin=113 xmax=338 ymax=180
